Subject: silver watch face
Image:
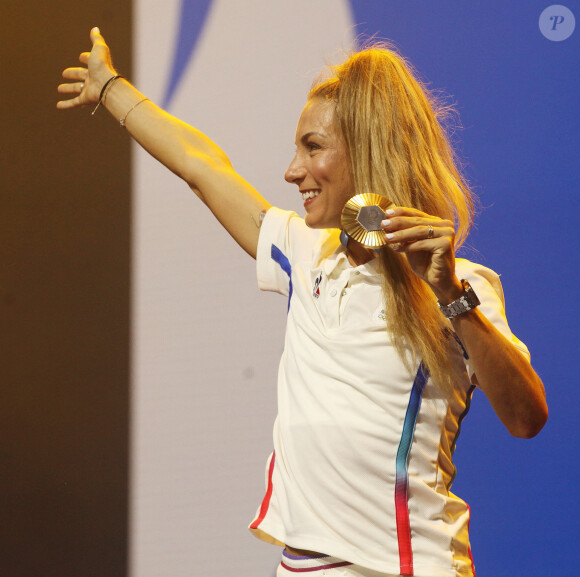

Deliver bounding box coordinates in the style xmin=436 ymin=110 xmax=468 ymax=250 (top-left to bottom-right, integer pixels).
xmin=439 ymin=280 xmax=480 ymax=318
xmin=461 ymin=280 xmax=481 ymax=308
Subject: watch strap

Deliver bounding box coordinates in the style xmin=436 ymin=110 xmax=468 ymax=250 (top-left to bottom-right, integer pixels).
xmin=438 ymin=279 xmax=481 ymax=319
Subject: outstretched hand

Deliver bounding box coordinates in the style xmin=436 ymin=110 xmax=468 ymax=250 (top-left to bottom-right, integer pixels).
xmin=57 ymin=27 xmax=117 ymax=110
xmin=381 ymin=207 xmax=463 ymax=302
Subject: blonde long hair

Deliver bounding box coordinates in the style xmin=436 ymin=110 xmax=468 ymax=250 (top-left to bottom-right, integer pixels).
xmin=309 ymin=44 xmax=475 ymax=391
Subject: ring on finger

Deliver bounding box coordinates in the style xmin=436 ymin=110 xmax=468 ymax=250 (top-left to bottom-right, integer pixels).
xmin=427 ymin=225 xmax=434 ymax=239
xmin=79 ymin=83 xmax=84 ymax=91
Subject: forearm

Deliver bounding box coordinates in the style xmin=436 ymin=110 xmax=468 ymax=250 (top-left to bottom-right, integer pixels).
xmin=102 ymin=77 xmax=230 ymax=196
xmin=99 ymin=77 xmax=270 ymax=257
xmin=378 ymin=207 xmax=547 ymax=437
xmin=451 ymin=308 xmax=548 ymax=438
xmin=58 ymin=28 xmax=270 ymax=258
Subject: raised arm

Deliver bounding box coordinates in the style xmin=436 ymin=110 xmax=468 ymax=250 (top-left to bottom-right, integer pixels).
xmin=57 ymin=28 xmax=270 ymax=258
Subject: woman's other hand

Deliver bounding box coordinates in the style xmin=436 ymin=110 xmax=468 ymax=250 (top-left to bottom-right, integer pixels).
xmin=57 ymin=27 xmax=117 ymax=110
xmin=381 ymin=206 xmax=463 ymax=304
xmin=381 ymin=207 xmax=547 ymax=437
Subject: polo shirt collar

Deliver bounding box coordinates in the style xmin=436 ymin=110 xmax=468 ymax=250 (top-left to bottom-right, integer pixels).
xmin=317 ymin=230 xmax=382 ymax=279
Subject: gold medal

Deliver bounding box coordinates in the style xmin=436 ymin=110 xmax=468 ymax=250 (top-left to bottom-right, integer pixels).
xmin=340 ymin=193 xmax=394 ymax=248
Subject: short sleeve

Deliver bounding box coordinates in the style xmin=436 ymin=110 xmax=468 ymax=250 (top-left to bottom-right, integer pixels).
xmin=257 ymin=207 xmax=333 ymax=302
xmin=256 ymin=207 xmax=297 ymax=296
xmin=455 ymin=259 xmax=531 ymax=375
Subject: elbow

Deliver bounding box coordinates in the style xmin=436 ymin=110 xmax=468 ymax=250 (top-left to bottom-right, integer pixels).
xmin=180 ymin=150 xmax=232 ymax=192
xmin=509 ymin=372 xmax=549 ymax=439
xmin=510 ymin=404 xmax=549 ymax=439
xmin=512 ymin=424 xmax=544 ymax=439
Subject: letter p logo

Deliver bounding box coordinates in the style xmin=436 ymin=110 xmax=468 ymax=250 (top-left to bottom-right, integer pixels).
xmin=540 ymin=5 xmax=575 ymax=41
xmin=550 ymin=14 xmax=566 ymax=30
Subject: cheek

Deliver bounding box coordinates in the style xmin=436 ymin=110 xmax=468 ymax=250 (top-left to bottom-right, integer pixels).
xmin=320 ymin=152 xmax=349 ymax=183
xmin=335 ymin=164 xmax=354 ymax=200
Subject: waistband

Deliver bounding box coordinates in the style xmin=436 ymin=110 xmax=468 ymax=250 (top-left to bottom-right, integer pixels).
xmin=281 ymin=549 xmax=353 ymax=573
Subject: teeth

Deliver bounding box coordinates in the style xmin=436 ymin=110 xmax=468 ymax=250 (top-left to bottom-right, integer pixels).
xmin=301 ymin=190 xmax=321 ymax=201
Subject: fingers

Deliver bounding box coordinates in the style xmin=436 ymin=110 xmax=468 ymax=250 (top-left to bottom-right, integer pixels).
xmin=56 ymin=74 xmax=88 ymax=109
xmin=390 ymin=234 xmax=454 ymax=255
xmin=383 ymin=206 xmax=430 ymax=219
xmin=383 ymin=221 xmax=453 ymax=243
xmin=57 ymin=65 xmax=88 ymax=107
xmin=90 ymin=26 xmax=102 ymax=44
xmin=56 ymin=28 xmax=107 ymax=110
xmin=89 ymin=27 xmax=109 ymax=57
xmin=380 ymin=207 xmax=455 ymax=250
xmin=57 ymin=81 xmax=85 ymax=95
xmin=56 ymin=96 xmax=81 ymax=110
xmin=79 ymin=25 xmax=106 ymax=64
xmin=62 ymin=67 xmax=88 ymax=81
xmin=386 ymin=228 xmax=454 ymax=250
xmin=381 ymin=212 xmax=453 ymax=239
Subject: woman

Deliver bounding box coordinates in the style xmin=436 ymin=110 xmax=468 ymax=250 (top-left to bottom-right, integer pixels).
xmin=58 ymin=28 xmax=547 ymax=577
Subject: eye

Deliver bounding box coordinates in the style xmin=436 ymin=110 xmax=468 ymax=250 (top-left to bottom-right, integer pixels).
xmin=306 ymin=141 xmax=321 ymax=151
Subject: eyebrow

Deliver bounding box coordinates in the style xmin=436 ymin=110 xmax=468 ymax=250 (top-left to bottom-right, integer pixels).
xmin=297 ymin=131 xmax=326 ymax=146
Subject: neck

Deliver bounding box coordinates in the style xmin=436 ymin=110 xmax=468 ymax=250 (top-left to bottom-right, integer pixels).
xmin=344 ymin=238 xmax=376 ymax=267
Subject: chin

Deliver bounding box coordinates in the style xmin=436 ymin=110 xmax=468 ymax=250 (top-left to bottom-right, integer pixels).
xmin=305 ymin=212 xmax=340 ymax=230
xmin=304 ymin=213 xmax=318 ymax=229
xmin=305 ymin=218 xmax=331 ymax=230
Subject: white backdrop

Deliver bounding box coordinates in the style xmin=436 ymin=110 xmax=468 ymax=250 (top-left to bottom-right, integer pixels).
xmin=130 ymin=2 xmax=355 ymax=575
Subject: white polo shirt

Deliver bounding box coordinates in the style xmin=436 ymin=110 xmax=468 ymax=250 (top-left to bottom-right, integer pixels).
xmin=250 ymin=207 xmax=530 ymax=577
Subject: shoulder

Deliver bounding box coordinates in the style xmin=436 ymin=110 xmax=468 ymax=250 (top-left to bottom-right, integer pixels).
xmin=455 ymin=258 xmax=505 ymax=304
xmin=455 ymin=259 xmax=530 ymax=360
xmin=259 ymin=207 xmax=339 ymax=264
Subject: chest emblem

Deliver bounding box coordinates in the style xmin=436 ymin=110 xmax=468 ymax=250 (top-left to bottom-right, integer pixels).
xmin=312 ymin=272 xmax=322 ymax=299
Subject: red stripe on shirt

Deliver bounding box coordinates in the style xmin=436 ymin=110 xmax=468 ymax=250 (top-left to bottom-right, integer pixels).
xmin=250 ymin=451 xmax=276 ymax=529
xmin=467 ymin=503 xmax=476 ymax=576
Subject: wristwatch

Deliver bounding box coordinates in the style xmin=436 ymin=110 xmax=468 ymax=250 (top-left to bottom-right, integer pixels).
xmin=438 ymin=279 xmax=480 ymax=319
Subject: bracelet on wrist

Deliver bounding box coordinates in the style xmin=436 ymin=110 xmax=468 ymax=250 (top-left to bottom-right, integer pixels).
xmin=91 ymin=74 xmax=123 ymax=115
xmin=120 ymin=97 xmax=149 ymax=128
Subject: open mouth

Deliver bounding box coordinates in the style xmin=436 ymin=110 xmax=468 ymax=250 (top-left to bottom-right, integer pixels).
xmin=301 ymin=190 xmax=321 ymax=202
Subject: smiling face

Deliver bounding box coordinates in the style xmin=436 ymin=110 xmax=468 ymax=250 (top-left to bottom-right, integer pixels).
xmin=285 ymin=98 xmax=354 ymax=229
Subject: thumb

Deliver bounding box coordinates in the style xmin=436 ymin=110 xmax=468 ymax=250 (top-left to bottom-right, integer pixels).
xmin=90 ymin=26 xmax=103 ymax=44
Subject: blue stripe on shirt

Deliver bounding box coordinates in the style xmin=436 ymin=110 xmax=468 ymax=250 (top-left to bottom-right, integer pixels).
xmin=271 ymin=244 xmax=293 ymax=311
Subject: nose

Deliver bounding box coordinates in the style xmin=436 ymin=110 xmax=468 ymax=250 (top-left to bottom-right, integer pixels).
xmin=285 ymin=153 xmax=306 ymax=185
